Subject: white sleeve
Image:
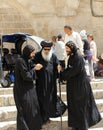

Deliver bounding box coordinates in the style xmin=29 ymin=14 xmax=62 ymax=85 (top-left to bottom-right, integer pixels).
xmin=76 ymin=33 xmax=83 ymax=54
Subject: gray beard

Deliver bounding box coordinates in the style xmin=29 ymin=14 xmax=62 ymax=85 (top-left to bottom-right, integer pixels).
xmin=41 ymin=50 xmax=52 ymax=61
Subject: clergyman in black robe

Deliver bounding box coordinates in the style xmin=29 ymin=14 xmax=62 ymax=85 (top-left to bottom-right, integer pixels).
xmin=33 ymin=40 xmax=61 ymax=124
xmin=13 ymin=44 xmax=42 ymax=130
xmin=61 ymin=41 xmax=101 ymax=130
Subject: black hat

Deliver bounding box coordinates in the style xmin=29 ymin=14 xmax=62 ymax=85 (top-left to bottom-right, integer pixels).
xmin=65 ymin=41 xmax=77 ymax=54
xmin=40 ymin=40 xmax=53 ymax=48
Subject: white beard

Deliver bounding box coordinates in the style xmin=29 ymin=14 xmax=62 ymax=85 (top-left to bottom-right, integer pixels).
xmin=41 ymin=50 xmax=52 ymax=61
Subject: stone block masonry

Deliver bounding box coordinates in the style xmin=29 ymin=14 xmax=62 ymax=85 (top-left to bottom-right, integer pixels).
xmin=0 ymin=0 xmax=103 ymax=55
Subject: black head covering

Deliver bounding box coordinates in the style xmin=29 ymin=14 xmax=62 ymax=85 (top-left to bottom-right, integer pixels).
xmin=57 ymin=34 xmax=62 ymax=41
xmin=22 ymin=44 xmax=35 ymax=60
xmin=98 ymin=56 xmax=103 ymax=64
xmin=40 ymin=40 xmax=53 ymax=48
xmin=65 ymin=41 xmax=77 ymax=54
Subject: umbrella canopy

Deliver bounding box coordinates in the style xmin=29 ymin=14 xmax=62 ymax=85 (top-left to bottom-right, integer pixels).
xmin=0 ymin=33 xmax=43 ymax=84
xmin=0 ymin=33 xmax=43 ymax=55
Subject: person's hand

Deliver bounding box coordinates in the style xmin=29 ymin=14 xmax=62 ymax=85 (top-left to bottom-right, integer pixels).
xmin=57 ymin=65 xmax=62 ymax=73
xmin=34 ymin=64 xmax=43 ymax=70
xmin=81 ymin=52 xmax=84 ymax=57
xmin=92 ymin=57 xmax=98 ymax=62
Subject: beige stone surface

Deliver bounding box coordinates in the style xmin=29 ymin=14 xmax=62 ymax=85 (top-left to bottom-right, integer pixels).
xmin=0 ymin=0 xmax=35 ymax=34
xmin=17 ymin=0 xmax=56 ymax=14
xmin=0 ymin=79 xmax=103 ymax=129
xmin=0 ymin=0 xmax=103 ymax=54
xmin=93 ymin=0 xmax=103 ymax=15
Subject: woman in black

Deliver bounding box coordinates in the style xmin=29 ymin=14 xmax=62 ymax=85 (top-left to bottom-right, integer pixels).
xmin=83 ymin=39 xmax=93 ymax=78
xmin=61 ymin=41 xmax=101 ymax=130
xmin=14 ymin=44 xmax=42 ymax=130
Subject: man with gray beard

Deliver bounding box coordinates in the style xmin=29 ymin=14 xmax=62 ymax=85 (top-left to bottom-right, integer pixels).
xmin=33 ymin=40 xmax=61 ymax=125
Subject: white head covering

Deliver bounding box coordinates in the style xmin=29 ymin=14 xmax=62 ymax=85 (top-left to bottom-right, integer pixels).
xmin=80 ymin=30 xmax=87 ymax=39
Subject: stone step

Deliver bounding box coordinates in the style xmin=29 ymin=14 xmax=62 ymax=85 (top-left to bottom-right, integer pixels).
xmin=0 ymin=79 xmax=103 ymax=130
xmin=89 ymin=128 xmax=103 ymax=130
xmin=0 ymin=121 xmax=16 ymax=130
xmin=62 ymin=99 xmax=103 ymax=116
xmin=63 ymin=99 xmax=103 ymax=113
xmin=0 ymin=79 xmax=103 ymax=97
xmin=58 ymin=79 xmax=103 ymax=92
xmin=0 ymin=106 xmax=16 ymax=121
xmin=0 ymin=104 xmax=103 ymax=123
xmin=95 ymin=99 xmax=103 ymax=112
xmin=50 ymin=113 xmax=103 ymax=128
xmin=0 ymin=78 xmax=103 ymax=95
xmin=93 ymin=89 xmax=103 ymax=99
xmin=57 ymin=92 xmax=103 ymax=112
xmin=57 ymin=89 xmax=103 ymax=101
xmin=0 ymin=94 xmax=15 ymax=107
xmin=0 ymin=89 xmax=103 ymax=107
xmin=0 ymin=90 xmax=103 ymax=108
xmin=91 ymin=80 xmax=103 ymax=90
xmin=0 ymin=115 xmax=103 ymax=130
xmin=0 ymin=87 xmax=13 ymax=95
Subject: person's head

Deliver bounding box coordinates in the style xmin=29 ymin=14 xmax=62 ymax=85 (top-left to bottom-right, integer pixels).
xmin=80 ymin=30 xmax=87 ymax=39
xmin=22 ymin=44 xmax=35 ymax=59
xmin=87 ymin=34 xmax=94 ymax=42
xmin=64 ymin=25 xmax=72 ymax=35
xmin=65 ymin=41 xmax=77 ymax=55
xmin=98 ymin=56 xmax=103 ymax=69
xmin=52 ymin=36 xmax=57 ymax=44
xmin=57 ymin=34 xmax=64 ymax=41
xmin=40 ymin=40 xmax=53 ymax=61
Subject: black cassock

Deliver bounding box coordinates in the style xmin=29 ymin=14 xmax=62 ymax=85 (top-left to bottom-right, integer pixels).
xmin=14 ymin=58 xmax=42 ymax=130
xmin=33 ymin=51 xmax=59 ymax=123
xmin=61 ymin=52 xmax=101 ymax=130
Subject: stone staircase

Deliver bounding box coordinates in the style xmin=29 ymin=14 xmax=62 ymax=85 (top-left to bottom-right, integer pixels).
xmin=0 ymin=78 xmax=103 ymax=130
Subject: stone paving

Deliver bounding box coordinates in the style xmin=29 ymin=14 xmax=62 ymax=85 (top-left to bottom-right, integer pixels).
xmin=0 ymin=77 xmax=103 ymax=130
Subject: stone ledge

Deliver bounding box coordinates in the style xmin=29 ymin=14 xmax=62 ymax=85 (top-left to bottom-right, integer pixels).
xmin=0 ymin=94 xmax=15 ymax=107
xmin=57 ymin=89 xmax=103 ymax=100
xmin=59 ymin=80 xmax=103 ymax=92
xmin=0 ymin=87 xmax=13 ymax=95
xmin=0 ymin=106 xmax=16 ymax=121
xmin=0 ymin=113 xmax=103 ymax=130
xmin=0 ymin=121 xmax=16 ymax=130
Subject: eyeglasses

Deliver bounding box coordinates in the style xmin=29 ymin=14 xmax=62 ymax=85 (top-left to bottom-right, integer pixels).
xmin=43 ymin=48 xmax=51 ymax=51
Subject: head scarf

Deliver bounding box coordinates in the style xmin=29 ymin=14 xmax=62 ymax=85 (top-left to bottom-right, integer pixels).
xmin=57 ymin=34 xmax=62 ymax=41
xmin=65 ymin=41 xmax=77 ymax=54
xmin=80 ymin=30 xmax=87 ymax=39
xmin=22 ymin=44 xmax=35 ymax=60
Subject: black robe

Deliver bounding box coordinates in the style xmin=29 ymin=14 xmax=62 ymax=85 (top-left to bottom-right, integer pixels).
xmin=14 ymin=57 xmax=42 ymax=130
xmin=61 ymin=52 xmax=101 ymax=130
xmin=33 ymin=51 xmax=59 ymax=123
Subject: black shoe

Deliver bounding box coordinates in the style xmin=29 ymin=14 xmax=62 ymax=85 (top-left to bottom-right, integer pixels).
xmin=71 ymin=128 xmax=79 ymax=130
xmin=71 ymin=128 xmax=76 ymax=130
xmin=42 ymin=117 xmax=49 ymax=124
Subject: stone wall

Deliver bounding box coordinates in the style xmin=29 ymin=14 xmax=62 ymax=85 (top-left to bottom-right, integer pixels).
xmin=0 ymin=0 xmax=103 ymax=55
xmin=0 ymin=0 xmax=35 ymax=34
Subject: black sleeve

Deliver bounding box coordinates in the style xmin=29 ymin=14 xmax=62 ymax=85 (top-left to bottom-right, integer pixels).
xmin=52 ymin=54 xmax=60 ymax=78
xmin=32 ymin=52 xmax=41 ymax=64
xmin=61 ymin=56 xmax=82 ymax=80
xmin=53 ymin=54 xmax=60 ymax=66
xmin=18 ymin=59 xmax=36 ymax=81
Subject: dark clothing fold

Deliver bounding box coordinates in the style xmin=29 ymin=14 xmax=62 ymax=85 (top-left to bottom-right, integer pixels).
xmin=61 ymin=53 xmax=101 ymax=130
xmin=83 ymin=39 xmax=90 ymax=53
xmin=14 ymin=57 xmax=42 ymax=130
xmin=33 ymin=51 xmax=60 ymax=123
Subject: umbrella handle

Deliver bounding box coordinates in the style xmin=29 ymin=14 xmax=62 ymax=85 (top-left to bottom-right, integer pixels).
xmin=58 ymin=71 xmax=62 ymax=130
